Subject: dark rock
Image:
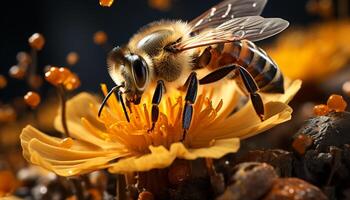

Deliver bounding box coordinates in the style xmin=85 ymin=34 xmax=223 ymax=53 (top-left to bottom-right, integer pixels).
xmin=294 ymin=112 xmax=350 ymax=153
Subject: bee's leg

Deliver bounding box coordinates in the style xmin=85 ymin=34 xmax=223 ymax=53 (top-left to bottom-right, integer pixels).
xmin=237 ymin=66 xmax=265 ymax=121
xmin=182 ymin=72 xmax=198 ymax=141
xmin=148 ymin=80 xmax=166 ymax=132
xmin=198 ymin=65 xmax=237 ymax=85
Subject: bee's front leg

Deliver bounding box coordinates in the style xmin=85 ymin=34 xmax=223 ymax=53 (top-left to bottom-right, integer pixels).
xmin=182 ymin=72 xmax=198 ymax=141
xmin=148 ymin=80 xmax=166 ymax=132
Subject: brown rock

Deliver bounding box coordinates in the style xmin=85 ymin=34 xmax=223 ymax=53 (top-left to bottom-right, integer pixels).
xmin=216 ymin=162 xmax=278 ymax=200
xmin=262 ymin=178 xmax=328 ymax=200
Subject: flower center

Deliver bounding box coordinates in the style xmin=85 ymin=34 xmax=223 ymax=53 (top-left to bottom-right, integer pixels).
xmin=83 ymin=85 xmax=223 ymax=154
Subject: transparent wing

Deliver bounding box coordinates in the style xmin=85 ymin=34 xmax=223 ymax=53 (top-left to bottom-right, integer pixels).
xmin=174 ymin=16 xmax=289 ymax=51
xmin=189 ymin=0 xmax=268 ymax=33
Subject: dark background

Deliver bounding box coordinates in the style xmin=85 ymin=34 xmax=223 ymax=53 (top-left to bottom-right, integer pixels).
xmin=0 ymin=0 xmax=315 ymax=102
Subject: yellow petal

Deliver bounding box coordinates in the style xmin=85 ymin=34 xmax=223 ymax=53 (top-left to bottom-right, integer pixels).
xmin=189 ymin=80 xmax=301 ymax=146
xmin=21 ymin=125 xmax=130 ymax=176
xmin=54 ymin=92 xmax=122 ymax=149
xmin=108 ymin=138 xmax=239 ymax=173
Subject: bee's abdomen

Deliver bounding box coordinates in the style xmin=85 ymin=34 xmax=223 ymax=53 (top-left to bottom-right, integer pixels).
xmin=225 ymin=40 xmax=284 ymax=93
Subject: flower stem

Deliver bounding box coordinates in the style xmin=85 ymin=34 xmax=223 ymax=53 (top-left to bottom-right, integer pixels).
xmin=58 ymin=85 xmax=69 ymax=137
xmin=116 ymin=174 xmax=126 ymax=200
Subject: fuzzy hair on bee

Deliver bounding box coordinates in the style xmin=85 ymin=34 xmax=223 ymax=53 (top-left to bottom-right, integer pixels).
xmin=127 ymin=20 xmax=196 ymax=84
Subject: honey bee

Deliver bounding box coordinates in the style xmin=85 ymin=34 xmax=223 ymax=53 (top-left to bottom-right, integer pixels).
xmin=99 ymin=0 xmax=289 ymax=136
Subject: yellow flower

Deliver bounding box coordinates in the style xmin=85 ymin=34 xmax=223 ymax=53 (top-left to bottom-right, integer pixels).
xmin=20 ymin=80 xmax=301 ymax=176
xmin=267 ymin=21 xmax=350 ymax=82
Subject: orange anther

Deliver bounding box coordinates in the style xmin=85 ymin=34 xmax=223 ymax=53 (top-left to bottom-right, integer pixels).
xmin=45 ymin=67 xmax=64 ymax=86
xmin=24 ymin=91 xmax=41 ymax=108
xmin=60 ymin=137 xmax=74 ymax=148
xmin=64 ymin=73 xmax=81 ymax=91
xmin=9 ymin=65 xmax=26 ymax=79
xmin=28 ymin=33 xmax=45 ymax=50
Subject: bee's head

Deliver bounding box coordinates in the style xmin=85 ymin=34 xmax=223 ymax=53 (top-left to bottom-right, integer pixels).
xmin=107 ymin=47 xmax=150 ymax=104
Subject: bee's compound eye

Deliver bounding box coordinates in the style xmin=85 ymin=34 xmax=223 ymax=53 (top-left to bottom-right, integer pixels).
xmin=131 ymin=58 xmax=148 ymax=89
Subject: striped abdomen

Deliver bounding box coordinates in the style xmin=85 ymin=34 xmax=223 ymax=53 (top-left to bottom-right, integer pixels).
xmin=196 ymin=40 xmax=284 ymax=94
xmin=226 ymin=40 xmax=284 ymax=93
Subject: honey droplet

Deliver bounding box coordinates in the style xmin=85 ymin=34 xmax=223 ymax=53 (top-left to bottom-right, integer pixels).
xmin=24 ymin=91 xmax=41 ymax=108
xmin=28 ymin=33 xmax=45 ymax=51
xmin=148 ymin=0 xmax=171 ymax=11
xmin=0 ymin=75 xmax=7 ymax=89
xmin=342 ymin=81 xmax=350 ymax=97
xmin=313 ymin=104 xmax=330 ymax=116
xmin=60 ymin=137 xmax=74 ymax=148
xmin=9 ymin=65 xmax=26 ymax=79
xmin=138 ymin=191 xmax=154 ymax=200
xmin=99 ymin=0 xmax=114 ymax=7
xmin=66 ymin=52 xmax=79 ymax=66
xmin=93 ymin=31 xmax=108 ymax=45
xmin=327 ymin=94 xmax=347 ymax=112
xmin=292 ymin=134 xmax=313 ymax=155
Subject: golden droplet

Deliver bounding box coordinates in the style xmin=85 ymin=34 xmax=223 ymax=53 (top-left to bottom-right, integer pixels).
xmin=327 ymin=94 xmax=347 ymax=112
xmin=313 ymin=104 xmax=330 ymax=116
xmin=93 ymin=31 xmax=108 ymax=45
xmin=64 ymin=73 xmax=81 ymax=91
xmin=44 ymin=67 xmax=65 ymax=86
xmin=28 ymin=33 xmax=45 ymax=51
xmin=9 ymin=65 xmax=26 ymax=79
xmin=24 ymin=91 xmax=41 ymax=108
xmin=99 ymin=0 xmax=114 ymax=7
xmin=292 ymin=134 xmax=313 ymax=155
xmin=342 ymin=81 xmax=350 ymax=97
xmin=60 ymin=137 xmax=74 ymax=148
xmin=66 ymin=52 xmax=79 ymax=66
xmin=0 ymin=75 xmax=7 ymax=89
xmin=148 ymin=0 xmax=171 ymax=11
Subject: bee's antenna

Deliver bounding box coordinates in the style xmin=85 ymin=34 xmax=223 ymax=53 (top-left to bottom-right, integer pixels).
xmin=98 ymin=83 xmax=125 ymax=117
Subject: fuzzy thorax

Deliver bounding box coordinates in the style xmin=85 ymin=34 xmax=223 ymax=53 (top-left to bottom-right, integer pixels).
xmin=128 ymin=20 xmax=195 ymax=86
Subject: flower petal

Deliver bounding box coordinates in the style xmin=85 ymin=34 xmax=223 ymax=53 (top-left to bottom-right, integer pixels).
xmin=189 ymin=80 xmax=301 ymax=146
xmin=54 ymin=92 xmax=122 ymax=149
xmin=21 ymin=125 xmax=130 ymax=176
xmin=108 ymin=138 xmax=239 ymax=173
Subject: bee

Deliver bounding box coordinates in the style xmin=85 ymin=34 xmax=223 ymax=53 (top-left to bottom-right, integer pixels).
xmin=99 ymin=0 xmax=289 ymax=136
